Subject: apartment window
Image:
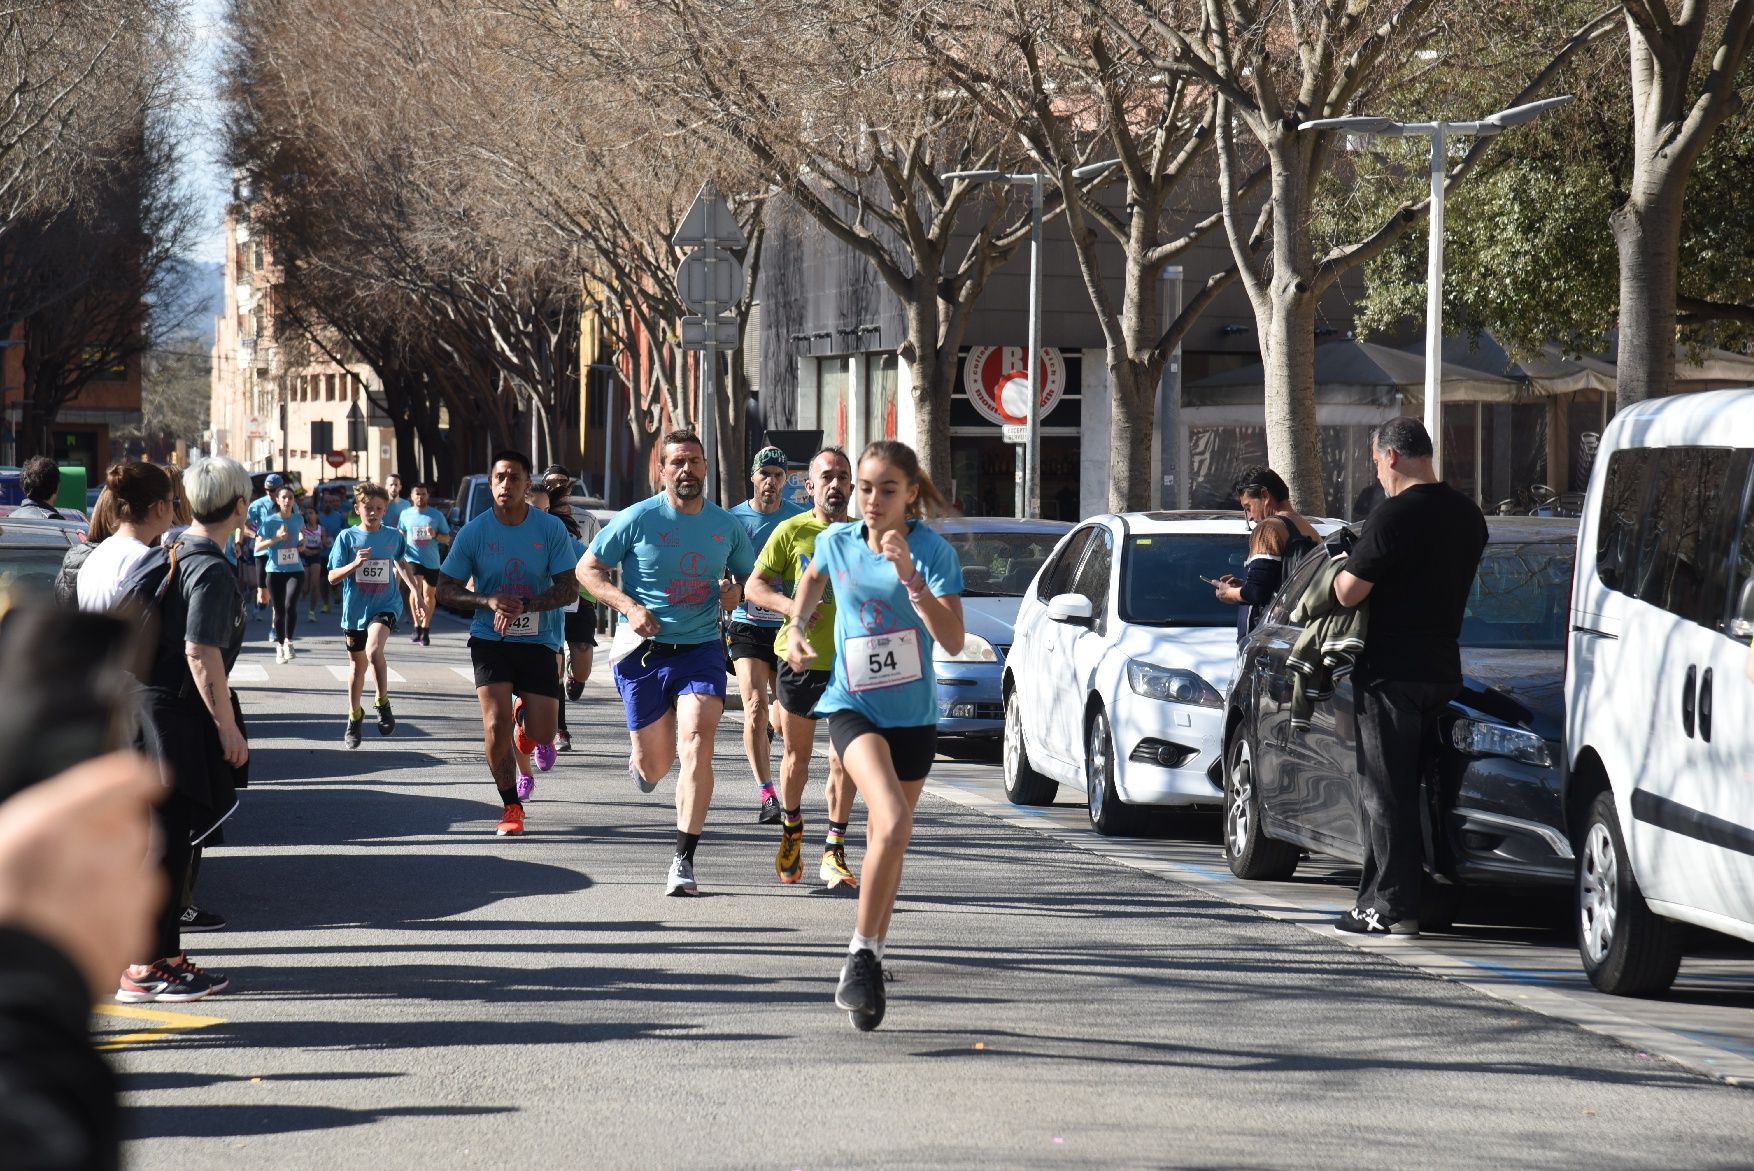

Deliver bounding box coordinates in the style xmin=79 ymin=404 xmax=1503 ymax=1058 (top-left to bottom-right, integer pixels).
xmin=252 ymin=240 xmax=264 ymax=270
xmin=326 ymin=374 xmax=338 ymax=401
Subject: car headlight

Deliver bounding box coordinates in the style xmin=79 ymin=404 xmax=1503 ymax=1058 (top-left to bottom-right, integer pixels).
xmin=1450 ymin=719 xmax=1552 ymax=766
xmin=1125 ymin=659 xmax=1222 ymax=708
xmin=934 ymin=633 xmax=997 ymax=663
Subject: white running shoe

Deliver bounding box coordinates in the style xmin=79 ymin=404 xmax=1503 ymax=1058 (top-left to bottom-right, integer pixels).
xmin=283 ymin=641 xmax=296 ymax=660
xmin=274 ymin=643 xmax=288 ymax=664
xmin=665 ymin=855 xmax=699 ymax=897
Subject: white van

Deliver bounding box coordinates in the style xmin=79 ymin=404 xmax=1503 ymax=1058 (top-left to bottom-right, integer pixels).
xmin=1567 ymin=388 xmax=1754 ymax=995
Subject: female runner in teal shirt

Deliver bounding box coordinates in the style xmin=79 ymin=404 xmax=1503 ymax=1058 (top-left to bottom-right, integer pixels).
xmin=784 ymin=439 xmax=964 ymax=1031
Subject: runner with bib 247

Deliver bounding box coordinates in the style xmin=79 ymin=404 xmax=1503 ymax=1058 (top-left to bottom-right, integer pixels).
xmin=782 ymin=439 xmax=964 ymax=1031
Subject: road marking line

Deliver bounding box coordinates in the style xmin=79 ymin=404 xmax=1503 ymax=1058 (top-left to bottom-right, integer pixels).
xmin=228 ymin=664 xmax=269 ymax=682
xmin=327 ymin=665 xmax=407 ymax=683
xmin=92 ymin=1004 xmax=225 ymax=1051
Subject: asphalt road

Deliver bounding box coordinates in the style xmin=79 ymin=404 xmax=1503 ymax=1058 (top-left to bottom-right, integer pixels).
xmin=108 ymin=612 xmax=1754 ymax=1169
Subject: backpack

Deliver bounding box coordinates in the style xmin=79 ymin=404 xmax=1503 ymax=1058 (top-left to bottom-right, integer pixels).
xmin=1269 ymin=515 xmax=1319 ymax=570
xmin=115 ymin=540 xmax=230 ymax=682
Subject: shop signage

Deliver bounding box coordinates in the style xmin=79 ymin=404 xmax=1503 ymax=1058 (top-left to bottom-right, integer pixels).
xmin=962 ymin=346 xmax=1065 ymax=427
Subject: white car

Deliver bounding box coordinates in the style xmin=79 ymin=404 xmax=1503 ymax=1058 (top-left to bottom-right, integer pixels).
xmin=1002 ymin=511 xmax=1301 ymax=835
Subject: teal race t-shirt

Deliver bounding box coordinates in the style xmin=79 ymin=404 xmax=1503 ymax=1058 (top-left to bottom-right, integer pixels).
xmin=812 ymin=520 xmax=964 ymax=729
xmin=441 ymin=507 xmax=579 ymax=651
xmin=728 ymin=499 xmax=805 ymax=626
xmin=398 ymin=505 xmax=450 ymax=570
xmin=328 ymin=525 xmax=408 ymax=629
xmin=258 ymin=512 xmax=305 ymax=574
xmin=587 ymin=493 xmax=756 ymax=646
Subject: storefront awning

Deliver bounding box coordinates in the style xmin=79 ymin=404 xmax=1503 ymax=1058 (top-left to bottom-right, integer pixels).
xmin=1185 ymin=339 xmax=1524 ymax=408
xmin=1401 ymin=331 xmax=1617 ymax=397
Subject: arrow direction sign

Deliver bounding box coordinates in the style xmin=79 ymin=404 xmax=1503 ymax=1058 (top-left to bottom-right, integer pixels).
xmin=681 ymin=316 xmax=739 ymax=351
xmin=672 ymin=181 xmax=747 ymax=249
xmin=675 ymin=249 xmax=745 ymax=314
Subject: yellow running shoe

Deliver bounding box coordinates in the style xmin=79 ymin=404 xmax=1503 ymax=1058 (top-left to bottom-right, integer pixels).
xmin=819 ymin=845 xmax=859 ymax=889
xmin=775 ymin=828 xmax=803 ymax=884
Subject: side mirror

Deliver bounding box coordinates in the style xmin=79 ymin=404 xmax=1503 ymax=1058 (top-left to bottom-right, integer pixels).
xmin=1046 ymin=593 xmax=1095 ymax=626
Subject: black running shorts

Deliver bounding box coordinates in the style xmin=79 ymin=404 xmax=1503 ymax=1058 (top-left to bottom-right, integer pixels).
xmin=826 ymin=710 xmax=937 ymax=781
xmin=563 ymin=606 xmax=598 ymax=648
xmin=342 ymin=611 xmax=399 ymax=652
xmin=775 ymin=664 xmax=831 ymax=720
xmin=469 ymin=636 xmax=561 ymax=699
xmin=725 ymin=619 xmax=779 ymax=668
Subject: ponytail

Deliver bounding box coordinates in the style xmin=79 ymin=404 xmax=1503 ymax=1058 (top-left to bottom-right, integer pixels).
xmin=858 ymin=440 xmax=954 ymax=520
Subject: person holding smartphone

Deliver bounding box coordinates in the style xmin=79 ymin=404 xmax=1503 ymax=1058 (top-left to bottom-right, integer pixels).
xmin=1212 ymin=465 xmax=1320 ymax=641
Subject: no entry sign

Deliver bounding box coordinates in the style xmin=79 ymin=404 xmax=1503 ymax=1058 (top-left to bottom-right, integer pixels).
xmin=962 ymin=346 xmax=1065 ymax=427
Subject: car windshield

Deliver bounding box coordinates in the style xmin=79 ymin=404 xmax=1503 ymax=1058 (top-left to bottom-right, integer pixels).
xmin=467 ymin=479 xmax=491 ymax=517
xmin=941 ymin=531 xmax=1063 ymax=596
xmin=0 ymin=546 xmax=68 ymax=603
xmin=1120 ymin=533 xmax=1246 ymax=626
xmin=1460 ymin=539 xmax=1574 ymax=650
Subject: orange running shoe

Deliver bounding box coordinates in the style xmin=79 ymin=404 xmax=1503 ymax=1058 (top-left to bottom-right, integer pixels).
xmin=496 ymin=804 xmax=525 ymax=836
xmin=513 ymin=699 xmax=536 ymax=755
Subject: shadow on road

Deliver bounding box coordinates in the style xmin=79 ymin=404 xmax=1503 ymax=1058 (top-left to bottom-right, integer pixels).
xmin=124 ymin=1103 xmax=512 ymax=1141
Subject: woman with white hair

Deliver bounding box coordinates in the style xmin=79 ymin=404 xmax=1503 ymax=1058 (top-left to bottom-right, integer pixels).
xmin=116 ymin=456 xmax=252 ymax=1005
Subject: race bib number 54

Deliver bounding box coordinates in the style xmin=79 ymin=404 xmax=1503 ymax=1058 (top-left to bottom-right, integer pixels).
xmin=845 ymin=630 xmax=923 ymax=693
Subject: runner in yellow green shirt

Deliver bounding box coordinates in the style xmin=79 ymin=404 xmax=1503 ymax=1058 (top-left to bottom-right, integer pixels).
xmin=745 ymin=446 xmax=860 ymax=888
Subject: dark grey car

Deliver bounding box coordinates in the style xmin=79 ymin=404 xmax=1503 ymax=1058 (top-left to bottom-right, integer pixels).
xmin=1220 ymin=517 xmax=1577 ymax=892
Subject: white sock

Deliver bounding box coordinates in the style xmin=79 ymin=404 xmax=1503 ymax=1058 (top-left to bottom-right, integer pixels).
xmin=849 ymin=932 xmax=882 ymax=961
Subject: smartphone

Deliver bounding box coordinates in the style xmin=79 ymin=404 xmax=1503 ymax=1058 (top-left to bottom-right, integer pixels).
xmin=1199 ymin=574 xmax=1225 ymax=587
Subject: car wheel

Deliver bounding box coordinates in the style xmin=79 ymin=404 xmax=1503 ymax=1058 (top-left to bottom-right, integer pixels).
xmin=1223 ymin=732 xmax=1299 ymax=880
xmin=1577 ymin=791 xmax=1683 ymax=996
xmin=1085 ymin=707 xmax=1140 ymax=837
xmin=1002 ymin=688 xmax=1057 ymax=806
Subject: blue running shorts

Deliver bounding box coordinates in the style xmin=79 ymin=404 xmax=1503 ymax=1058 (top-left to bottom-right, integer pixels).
xmin=612 ymin=639 xmax=728 ymax=731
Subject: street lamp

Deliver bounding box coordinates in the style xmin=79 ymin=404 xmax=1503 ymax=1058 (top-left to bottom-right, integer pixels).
xmin=1300 ymin=96 xmax=1572 ymax=475
xmin=944 ymin=161 xmax=1115 ymax=519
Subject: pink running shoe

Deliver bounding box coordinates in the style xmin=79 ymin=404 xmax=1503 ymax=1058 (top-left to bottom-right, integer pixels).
xmin=534 ymin=742 xmax=557 ymax=772
xmin=515 ymin=771 xmax=535 ymax=801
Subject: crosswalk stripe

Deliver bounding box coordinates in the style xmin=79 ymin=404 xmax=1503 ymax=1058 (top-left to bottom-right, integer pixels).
xmin=452 ymin=667 xmax=477 ymax=682
xmin=326 ymin=665 xmax=407 ymax=683
xmin=228 ymin=664 xmax=269 ymax=682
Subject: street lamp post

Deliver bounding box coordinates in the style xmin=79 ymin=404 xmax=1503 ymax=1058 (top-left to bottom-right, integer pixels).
xmin=944 ymin=162 xmax=1114 ymax=519
xmin=943 ymin=168 xmax=1046 ymax=519
xmin=1300 ymin=96 xmax=1572 ymax=476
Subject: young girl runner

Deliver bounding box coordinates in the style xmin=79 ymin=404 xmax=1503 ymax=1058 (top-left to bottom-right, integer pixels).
xmin=327 ymin=482 xmax=421 ymax=748
xmin=300 ymin=506 xmax=325 ymax=622
xmin=783 ymin=440 xmax=964 ymax=1030
xmin=254 ymin=485 xmax=306 ymax=662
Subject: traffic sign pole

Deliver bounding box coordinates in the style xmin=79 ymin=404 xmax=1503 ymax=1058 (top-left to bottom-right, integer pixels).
xmin=673 ymin=181 xmax=748 ymax=505
xmin=1025 ymin=177 xmax=1043 ymax=520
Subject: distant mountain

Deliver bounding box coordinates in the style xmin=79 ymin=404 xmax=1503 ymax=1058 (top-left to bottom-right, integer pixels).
xmin=155 ymin=257 xmax=225 ymax=348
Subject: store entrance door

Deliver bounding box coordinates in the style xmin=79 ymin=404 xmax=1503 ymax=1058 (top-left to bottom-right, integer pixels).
xmin=949 ymin=433 xmax=1081 ymax=520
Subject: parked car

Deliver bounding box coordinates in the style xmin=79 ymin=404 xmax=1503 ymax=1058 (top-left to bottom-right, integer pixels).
xmin=448 ymin=473 xmax=492 ymax=530
xmin=0 ymin=504 xmax=87 ymax=523
xmin=1001 ymin=511 xmax=1338 ymax=835
xmin=1566 ymin=388 xmax=1754 ymax=996
xmin=930 ymin=517 xmax=1071 ymax=736
xmin=0 ymin=517 xmax=85 ymax=603
xmin=1221 ymin=518 xmax=1578 ymax=902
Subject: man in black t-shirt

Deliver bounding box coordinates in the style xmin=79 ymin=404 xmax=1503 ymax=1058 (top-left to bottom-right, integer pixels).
xmin=1331 ymin=417 xmax=1487 ymax=936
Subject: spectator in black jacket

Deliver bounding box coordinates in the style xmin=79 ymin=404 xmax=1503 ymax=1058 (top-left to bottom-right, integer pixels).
xmin=0 ymin=751 xmax=164 ymax=1171
xmin=13 ymin=456 xmax=65 ymax=519
xmin=1213 ymin=465 xmax=1321 ymax=641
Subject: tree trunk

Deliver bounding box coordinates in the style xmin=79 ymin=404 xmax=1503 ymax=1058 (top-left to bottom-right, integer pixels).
xmin=1612 ymin=157 xmax=1688 ymax=408
xmin=1107 ymin=360 xmax=1159 ymax=512
xmin=1260 ymin=138 xmax=1324 ymax=511
xmin=900 ymin=293 xmax=953 ymax=488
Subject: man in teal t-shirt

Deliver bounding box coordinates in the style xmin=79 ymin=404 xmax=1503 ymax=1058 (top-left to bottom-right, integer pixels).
xmin=397 ymin=481 xmax=450 ymax=646
xmin=437 ymin=452 xmax=582 ymax=839
xmin=579 ymin=430 xmax=755 ymax=897
xmin=725 ymin=446 xmax=806 ymax=824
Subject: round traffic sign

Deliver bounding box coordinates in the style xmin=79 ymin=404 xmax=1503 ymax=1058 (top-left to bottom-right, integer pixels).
xmin=962 ymin=346 xmax=1065 ymax=427
xmin=326 ymin=450 xmax=348 ymax=469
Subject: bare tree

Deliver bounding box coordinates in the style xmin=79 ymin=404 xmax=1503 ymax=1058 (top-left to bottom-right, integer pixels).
xmin=1614 ymin=1 xmax=1754 ymax=405
xmin=1116 ymin=0 xmax=1619 ymax=505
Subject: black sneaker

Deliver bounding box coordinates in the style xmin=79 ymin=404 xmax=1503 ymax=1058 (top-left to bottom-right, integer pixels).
xmin=178 ymin=905 xmax=226 ymax=933
xmin=566 ymin=678 xmax=585 ymax=701
xmin=757 ymin=793 xmax=782 ymax=824
xmin=376 ymin=699 xmax=395 ymax=735
xmin=1334 ymin=907 xmax=1419 ymax=936
xmin=344 ymin=715 xmax=363 ymax=749
xmin=836 ymin=949 xmax=886 ymax=1031
xmin=555 ymin=728 xmax=573 ymax=752
xmin=421 ymin=630 xmax=431 ymax=647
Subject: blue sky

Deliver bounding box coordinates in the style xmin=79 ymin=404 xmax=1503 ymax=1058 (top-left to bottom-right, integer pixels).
xmin=181 ymin=0 xmax=230 ymax=264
